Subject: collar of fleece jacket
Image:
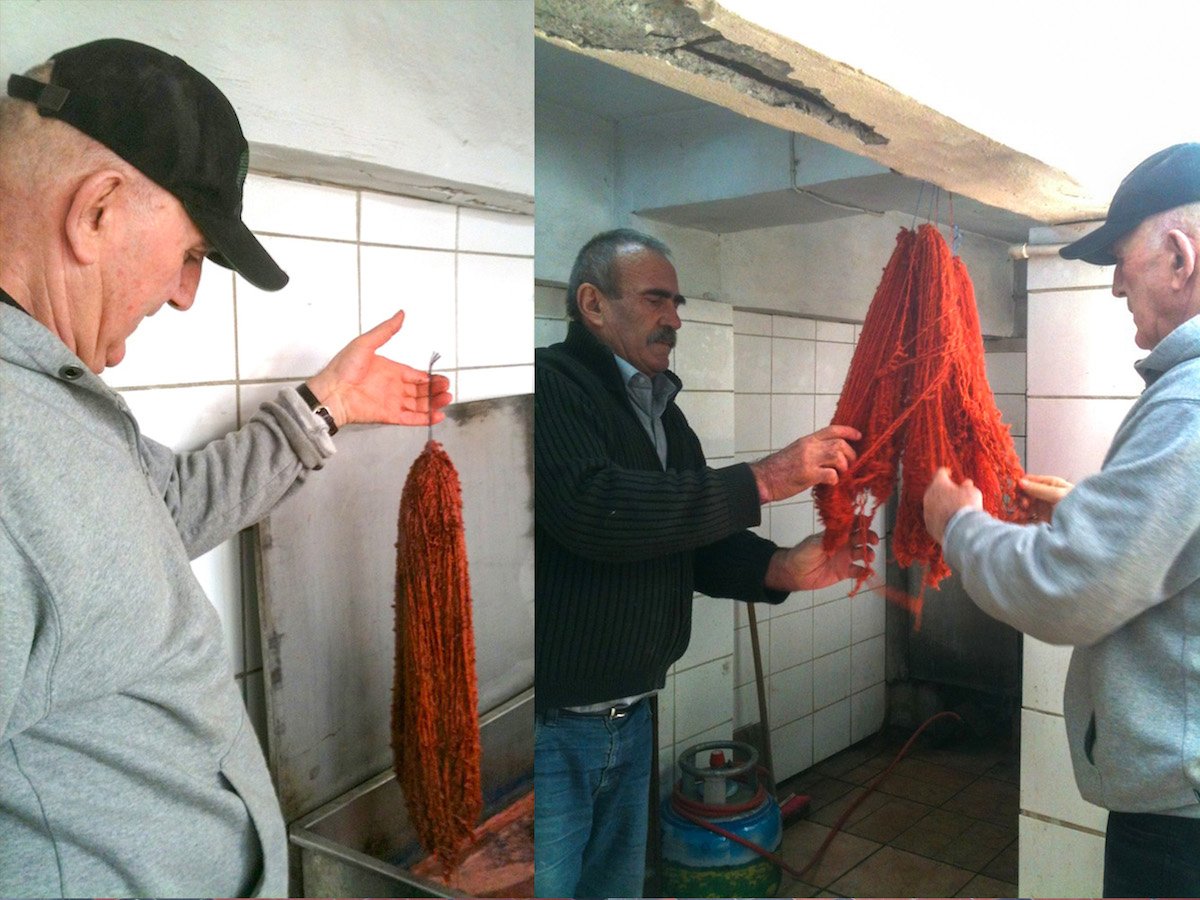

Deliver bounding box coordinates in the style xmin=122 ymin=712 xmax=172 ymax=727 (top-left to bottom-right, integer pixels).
xmin=1135 ymin=312 xmax=1200 ymax=386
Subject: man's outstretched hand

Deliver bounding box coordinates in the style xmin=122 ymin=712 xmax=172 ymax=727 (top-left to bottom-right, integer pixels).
xmin=304 ymin=311 xmax=452 ymax=428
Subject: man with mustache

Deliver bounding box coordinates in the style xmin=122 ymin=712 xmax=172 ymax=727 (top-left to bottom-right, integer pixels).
xmin=534 ymin=228 xmax=867 ymax=898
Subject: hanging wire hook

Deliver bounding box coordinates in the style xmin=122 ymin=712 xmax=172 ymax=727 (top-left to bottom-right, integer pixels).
xmin=911 ymin=182 xmax=926 ymax=230
xmin=426 ymin=351 xmax=441 ymax=442
xmin=949 ymin=192 xmax=962 ymax=256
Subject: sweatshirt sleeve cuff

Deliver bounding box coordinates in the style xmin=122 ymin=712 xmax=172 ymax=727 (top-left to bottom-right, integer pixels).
xmin=270 ymin=388 xmax=337 ymax=469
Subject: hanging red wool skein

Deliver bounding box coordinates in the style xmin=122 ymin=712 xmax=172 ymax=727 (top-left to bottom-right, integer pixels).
xmin=814 ymin=224 xmax=1035 ymax=626
xmin=392 ymin=439 xmax=483 ymax=878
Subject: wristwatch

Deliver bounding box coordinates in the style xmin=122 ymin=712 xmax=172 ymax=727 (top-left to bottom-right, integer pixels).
xmin=296 ymin=383 xmax=338 ymax=436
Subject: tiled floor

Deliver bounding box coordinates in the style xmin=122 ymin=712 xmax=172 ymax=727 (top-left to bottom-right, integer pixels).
xmin=773 ymin=724 xmax=1020 ymax=897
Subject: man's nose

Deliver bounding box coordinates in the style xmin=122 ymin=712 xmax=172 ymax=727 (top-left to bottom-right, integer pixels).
xmin=664 ymin=303 xmax=682 ymax=330
xmin=169 ymin=259 xmax=204 ymax=311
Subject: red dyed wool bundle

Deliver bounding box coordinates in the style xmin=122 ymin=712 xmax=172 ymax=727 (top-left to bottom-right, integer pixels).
xmin=814 ymin=225 xmax=1033 ymax=619
xmin=392 ymin=440 xmax=482 ymax=876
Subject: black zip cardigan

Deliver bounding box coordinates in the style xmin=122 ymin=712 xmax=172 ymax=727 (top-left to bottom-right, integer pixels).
xmin=535 ymin=321 xmax=788 ymax=711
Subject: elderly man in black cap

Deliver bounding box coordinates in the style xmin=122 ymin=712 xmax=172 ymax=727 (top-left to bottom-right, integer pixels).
xmin=0 ymin=40 xmax=450 ymax=897
xmin=924 ymin=143 xmax=1200 ymax=897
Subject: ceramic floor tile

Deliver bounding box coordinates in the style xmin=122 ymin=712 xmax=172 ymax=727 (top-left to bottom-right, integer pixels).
xmin=940 ymin=776 xmax=1019 ymax=827
xmin=804 ymin=777 xmax=858 ymax=813
xmin=873 ymin=771 xmax=962 ymax=806
xmin=981 ymin=838 xmax=1019 ymax=882
xmin=839 ymin=752 xmax=891 ymax=785
xmin=912 ymin=741 xmax=1010 ymax=775
xmin=932 ymin=818 xmax=1016 ymax=871
xmin=775 ymin=874 xmax=823 ymax=897
xmin=808 ymin=787 xmax=891 ymax=829
xmin=956 ymin=873 xmax=1018 ymax=897
xmin=985 ymin=755 xmax=1021 ymax=785
xmin=893 ymin=757 xmax=978 ymax=791
xmin=843 ymin=797 xmax=935 ymax=844
xmin=890 ymin=807 xmax=977 ymax=857
xmin=813 ymin=743 xmax=880 ymax=778
xmin=827 ymin=845 xmax=974 ymax=897
xmin=780 ymin=767 xmax=828 ymax=795
xmin=779 ymin=820 xmax=882 ymax=888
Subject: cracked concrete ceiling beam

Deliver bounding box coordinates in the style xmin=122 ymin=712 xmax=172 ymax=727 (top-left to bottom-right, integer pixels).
xmin=535 ymin=0 xmax=1107 ymax=224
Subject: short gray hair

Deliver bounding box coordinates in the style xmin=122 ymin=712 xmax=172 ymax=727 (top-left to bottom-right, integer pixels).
xmin=565 ymin=228 xmax=671 ymax=320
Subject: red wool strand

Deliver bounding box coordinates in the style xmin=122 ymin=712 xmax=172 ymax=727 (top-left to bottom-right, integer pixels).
xmin=393 ymin=440 xmax=483 ymax=877
xmin=814 ymin=225 xmax=1034 ymax=622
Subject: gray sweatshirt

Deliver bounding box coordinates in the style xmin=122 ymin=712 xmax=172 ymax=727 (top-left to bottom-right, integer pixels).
xmin=944 ymin=313 xmax=1200 ymax=816
xmin=0 ymin=303 xmax=334 ymax=896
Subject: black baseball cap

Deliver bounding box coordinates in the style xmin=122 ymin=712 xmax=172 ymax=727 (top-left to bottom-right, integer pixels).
xmin=6 ymin=38 xmax=287 ymax=290
xmin=1060 ymin=142 xmax=1200 ymax=266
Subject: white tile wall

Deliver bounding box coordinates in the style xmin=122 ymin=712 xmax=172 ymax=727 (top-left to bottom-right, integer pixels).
xmin=812 ymin=647 xmax=853 ymax=709
xmin=812 ymin=697 xmax=851 ymax=763
xmin=1017 ymin=243 xmax=1141 ymax=896
xmin=769 ymin=609 xmax=814 ymax=675
xmin=112 ymin=174 xmax=533 ymax=750
xmin=360 ymin=191 xmax=457 ymax=249
xmin=111 ymin=268 xmax=237 ymax=388
xmin=1026 ymin=397 xmax=1133 ymax=481
xmin=458 ymin=207 xmax=535 ymax=256
xmin=360 ymin=246 xmax=457 ymax=369
xmin=768 ymin=660 xmax=812 ymax=726
xmin=1021 ymin=709 xmax=1107 ymax=830
xmin=674 ymin=656 xmax=734 ymax=743
xmin=1027 ymin=289 xmax=1142 ymax=397
xmin=675 ymin=322 xmax=735 ymax=392
xmin=1019 ymin=815 xmax=1105 ymax=898
xmin=731 ymin=310 xmax=890 ymax=782
xmin=242 ymin=174 xmax=357 ymax=242
xmin=1022 ymin=637 xmax=1072 ymax=716
xmin=237 ymin=236 xmax=361 ymax=380
xmin=676 ymin=600 xmax=734 ymax=672
xmin=772 ymin=713 xmax=814 ymax=779
xmin=676 ymin=391 xmax=735 ymax=460
xmin=850 ymin=681 xmax=885 ymax=743
xmin=458 ymin=255 xmax=534 ymax=368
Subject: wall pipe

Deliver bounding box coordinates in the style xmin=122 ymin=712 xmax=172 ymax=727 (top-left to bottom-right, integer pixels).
xmin=1008 ymin=242 xmax=1069 ymax=260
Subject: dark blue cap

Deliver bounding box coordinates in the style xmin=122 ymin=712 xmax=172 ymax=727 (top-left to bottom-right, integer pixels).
xmin=1061 ymin=143 xmax=1200 ymax=266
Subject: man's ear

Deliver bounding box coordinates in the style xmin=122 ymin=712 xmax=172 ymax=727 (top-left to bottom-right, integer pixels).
xmin=1166 ymin=228 xmax=1197 ymax=289
xmin=577 ymin=283 xmax=605 ymax=328
xmin=64 ymin=170 xmax=124 ymax=266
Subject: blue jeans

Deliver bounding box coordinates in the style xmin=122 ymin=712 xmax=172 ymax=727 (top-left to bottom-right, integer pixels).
xmin=534 ymin=700 xmax=652 ymax=899
xmin=1103 ymin=810 xmax=1200 ymax=897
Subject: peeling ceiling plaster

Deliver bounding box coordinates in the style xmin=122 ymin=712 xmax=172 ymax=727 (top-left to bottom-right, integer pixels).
xmin=535 ymin=0 xmax=1106 ymax=225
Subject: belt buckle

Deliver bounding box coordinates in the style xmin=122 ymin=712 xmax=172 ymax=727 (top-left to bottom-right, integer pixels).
xmin=607 ymin=705 xmax=630 ymax=720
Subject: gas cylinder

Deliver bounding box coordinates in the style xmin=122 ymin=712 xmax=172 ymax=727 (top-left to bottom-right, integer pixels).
xmin=659 ymin=740 xmax=782 ymax=897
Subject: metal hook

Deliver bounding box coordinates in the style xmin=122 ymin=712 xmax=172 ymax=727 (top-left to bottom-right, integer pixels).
xmin=427 ymin=351 xmax=441 ymax=441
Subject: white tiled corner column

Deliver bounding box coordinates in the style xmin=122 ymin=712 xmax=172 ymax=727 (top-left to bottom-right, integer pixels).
xmin=662 ymin=297 xmax=737 ymax=797
xmin=732 ymin=311 xmax=887 ymax=785
xmin=1017 ymin=223 xmax=1143 ymax=897
xmin=114 ymin=174 xmax=532 ymax=747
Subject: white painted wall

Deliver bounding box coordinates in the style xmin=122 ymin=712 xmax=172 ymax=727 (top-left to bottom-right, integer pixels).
xmin=0 ymin=0 xmax=533 ymax=206
xmin=720 ymin=213 xmax=1015 ymax=336
xmin=1018 ymin=222 xmax=1142 ymax=897
xmin=534 ymin=97 xmax=617 ymax=281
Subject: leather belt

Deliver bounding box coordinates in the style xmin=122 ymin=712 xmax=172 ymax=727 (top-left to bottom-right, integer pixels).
xmin=559 ymin=701 xmax=639 ymax=719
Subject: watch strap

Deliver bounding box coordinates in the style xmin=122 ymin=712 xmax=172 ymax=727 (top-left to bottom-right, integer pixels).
xmin=297 ymin=383 xmax=338 ymax=436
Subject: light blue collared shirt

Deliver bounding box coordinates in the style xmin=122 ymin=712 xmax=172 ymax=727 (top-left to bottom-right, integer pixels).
xmin=613 ymin=353 xmax=679 ymax=469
